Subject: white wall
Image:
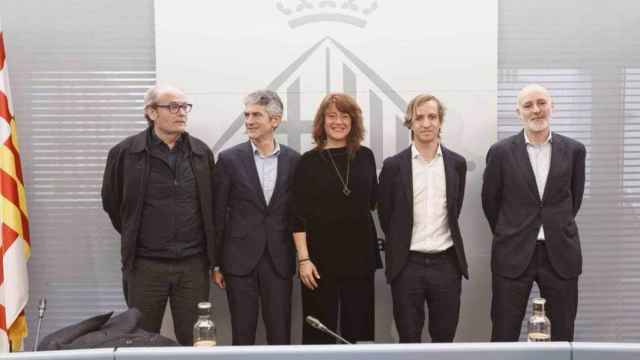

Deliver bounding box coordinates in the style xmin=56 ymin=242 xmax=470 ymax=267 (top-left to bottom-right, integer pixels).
xmin=155 ymin=0 xmax=497 ymax=343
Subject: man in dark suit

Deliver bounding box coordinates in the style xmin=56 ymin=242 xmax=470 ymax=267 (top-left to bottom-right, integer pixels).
xmin=212 ymin=90 xmax=300 ymax=345
xmin=482 ymin=84 xmax=586 ymax=341
xmin=378 ymin=94 xmax=469 ymax=343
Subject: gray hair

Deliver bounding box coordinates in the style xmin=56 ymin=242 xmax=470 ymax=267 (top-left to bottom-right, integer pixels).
xmin=143 ymin=84 xmax=185 ymax=126
xmin=244 ymin=90 xmax=284 ymax=118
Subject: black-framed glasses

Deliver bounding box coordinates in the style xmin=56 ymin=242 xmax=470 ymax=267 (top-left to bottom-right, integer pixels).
xmin=154 ymin=102 xmax=193 ymax=113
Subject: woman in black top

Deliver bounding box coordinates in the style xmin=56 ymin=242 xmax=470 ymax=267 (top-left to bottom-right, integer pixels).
xmin=293 ymin=93 xmax=381 ymax=344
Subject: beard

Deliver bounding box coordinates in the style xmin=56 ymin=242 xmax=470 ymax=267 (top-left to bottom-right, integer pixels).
xmin=526 ymin=118 xmax=549 ymax=133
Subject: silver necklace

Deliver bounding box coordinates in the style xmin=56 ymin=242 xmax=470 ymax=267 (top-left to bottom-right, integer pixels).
xmin=326 ymin=149 xmax=351 ymax=196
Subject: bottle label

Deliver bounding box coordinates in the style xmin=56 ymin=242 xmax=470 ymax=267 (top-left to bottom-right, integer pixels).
xmin=527 ymin=332 xmax=551 ymax=342
xmin=194 ymin=340 xmax=217 ymax=347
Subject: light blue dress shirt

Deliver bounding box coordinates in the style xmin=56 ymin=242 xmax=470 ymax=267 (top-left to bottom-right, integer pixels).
xmin=251 ymin=140 xmax=280 ymax=204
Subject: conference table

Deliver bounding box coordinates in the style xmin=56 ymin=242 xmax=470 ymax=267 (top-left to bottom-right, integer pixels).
xmin=3 ymin=342 xmax=640 ymax=360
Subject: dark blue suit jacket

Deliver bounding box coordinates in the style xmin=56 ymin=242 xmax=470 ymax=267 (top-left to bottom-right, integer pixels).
xmin=378 ymin=145 xmax=469 ymax=283
xmin=213 ymin=141 xmax=300 ymax=278
xmin=481 ymin=131 xmax=586 ymax=279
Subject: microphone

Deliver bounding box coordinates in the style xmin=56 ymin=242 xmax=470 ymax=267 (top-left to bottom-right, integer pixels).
xmin=305 ymin=316 xmax=352 ymax=344
xmin=38 ymin=297 xmax=47 ymax=319
xmin=34 ymin=297 xmax=47 ymax=351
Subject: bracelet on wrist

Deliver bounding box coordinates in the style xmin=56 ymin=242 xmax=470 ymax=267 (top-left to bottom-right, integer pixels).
xmin=298 ymin=258 xmax=310 ymax=264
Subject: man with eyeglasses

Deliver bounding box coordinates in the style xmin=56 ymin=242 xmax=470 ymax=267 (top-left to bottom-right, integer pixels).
xmin=102 ymin=84 xmax=216 ymax=345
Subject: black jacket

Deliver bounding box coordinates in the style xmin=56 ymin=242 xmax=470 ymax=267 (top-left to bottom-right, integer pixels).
xmin=101 ymin=128 xmax=216 ymax=271
xmin=378 ymin=145 xmax=469 ymax=283
xmin=38 ymin=308 xmax=178 ymax=350
xmin=481 ymin=131 xmax=586 ymax=279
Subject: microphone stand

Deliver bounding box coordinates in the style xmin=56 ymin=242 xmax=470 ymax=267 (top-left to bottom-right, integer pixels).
xmin=33 ymin=297 xmax=47 ymax=351
xmin=305 ymin=316 xmax=352 ymax=344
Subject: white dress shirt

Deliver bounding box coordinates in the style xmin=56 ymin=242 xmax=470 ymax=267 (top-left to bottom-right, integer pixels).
xmin=524 ymin=131 xmax=552 ymax=240
xmin=409 ymin=143 xmax=454 ymax=253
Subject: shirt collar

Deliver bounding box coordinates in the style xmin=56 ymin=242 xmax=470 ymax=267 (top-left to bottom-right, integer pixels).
xmin=147 ymin=126 xmax=184 ymax=148
xmin=251 ymin=139 xmax=280 ymax=158
xmin=411 ymin=142 xmax=442 ymax=160
xmin=524 ymin=130 xmax=552 ymax=145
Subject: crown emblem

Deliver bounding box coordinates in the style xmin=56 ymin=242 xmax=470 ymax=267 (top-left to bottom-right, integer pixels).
xmin=276 ymin=0 xmax=378 ymax=28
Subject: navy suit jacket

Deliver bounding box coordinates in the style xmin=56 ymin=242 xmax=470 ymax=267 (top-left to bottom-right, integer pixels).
xmin=481 ymin=131 xmax=586 ymax=279
xmin=378 ymin=145 xmax=469 ymax=283
xmin=213 ymin=141 xmax=300 ymax=278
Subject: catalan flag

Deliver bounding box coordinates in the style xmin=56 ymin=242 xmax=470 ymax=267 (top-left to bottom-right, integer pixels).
xmin=0 ymin=22 xmax=30 ymax=353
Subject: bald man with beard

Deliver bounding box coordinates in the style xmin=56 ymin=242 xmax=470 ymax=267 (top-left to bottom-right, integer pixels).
xmin=482 ymin=84 xmax=586 ymax=341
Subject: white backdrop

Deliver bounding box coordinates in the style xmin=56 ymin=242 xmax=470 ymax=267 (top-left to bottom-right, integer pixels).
xmin=156 ymin=0 xmax=497 ymax=342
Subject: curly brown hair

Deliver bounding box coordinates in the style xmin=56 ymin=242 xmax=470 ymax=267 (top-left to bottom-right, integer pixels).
xmin=312 ymin=93 xmax=365 ymax=153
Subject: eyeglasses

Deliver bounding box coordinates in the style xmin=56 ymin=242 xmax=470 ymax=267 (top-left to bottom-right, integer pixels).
xmin=153 ymin=102 xmax=193 ymax=113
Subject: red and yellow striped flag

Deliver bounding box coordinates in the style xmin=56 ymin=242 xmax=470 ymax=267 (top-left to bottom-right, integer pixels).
xmin=0 ymin=22 xmax=30 ymax=353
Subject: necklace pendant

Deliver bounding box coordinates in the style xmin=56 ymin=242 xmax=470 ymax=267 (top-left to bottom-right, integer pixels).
xmin=342 ymin=187 xmax=351 ymax=196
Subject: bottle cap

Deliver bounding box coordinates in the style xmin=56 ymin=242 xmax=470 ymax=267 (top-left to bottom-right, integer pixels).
xmin=533 ymin=298 xmax=546 ymax=305
xmin=197 ymin=302 xmax=212 ymax=310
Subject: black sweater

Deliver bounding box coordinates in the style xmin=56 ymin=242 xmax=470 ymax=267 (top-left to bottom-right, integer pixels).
xmin=293 ymin=146 xmax=382 ymax=277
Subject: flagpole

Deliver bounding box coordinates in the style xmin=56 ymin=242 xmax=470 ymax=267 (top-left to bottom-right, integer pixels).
xmin=0 ymin=18 xmax=31 ymax=353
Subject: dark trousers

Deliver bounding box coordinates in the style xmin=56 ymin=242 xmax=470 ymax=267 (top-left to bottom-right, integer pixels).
xmin=301 ymin=272 xmax=375 ymax=344
xmin=491 ymin=242 xmax=579 ymax=341
xmin=126 ymin=255 xmax=210 ymax=346
xmin=391 ymin=247 xmax=462 ymax=343
xmin=224 ymin=253 xmax=293 ymax=345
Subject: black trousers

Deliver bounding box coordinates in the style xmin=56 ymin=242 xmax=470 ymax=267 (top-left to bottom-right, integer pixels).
xmin=126 ymin=255 xmax=210 ymax=346
xmin=391 ymin=247 xmax=462 ymax=343
xmin=224 ymin=253 xmax=292 ymax=345
xmin=491 ymin=242 xmax=579 ymax=341
xmin=301 ymin=272 xmax=375 ymax=344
